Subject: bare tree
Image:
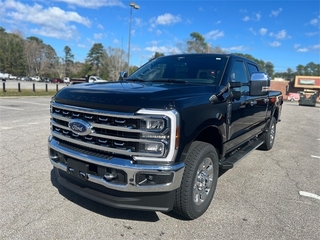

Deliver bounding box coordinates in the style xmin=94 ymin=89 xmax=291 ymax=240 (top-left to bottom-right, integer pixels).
xmin=104 ymin=47 xmax=127 ymax=80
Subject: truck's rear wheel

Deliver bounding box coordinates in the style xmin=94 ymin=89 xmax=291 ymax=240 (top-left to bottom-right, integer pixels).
xmin=258 ymin=116 xmax=276 ymax=150
xmin=174 ymin=141 xmax=219 ymax=220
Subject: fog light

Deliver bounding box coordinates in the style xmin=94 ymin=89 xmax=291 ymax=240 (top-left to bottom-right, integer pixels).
xmin=139 ymin=142 xmax=164 ymax=154
xmin=136 ymin=172 xmax=174 ymax=185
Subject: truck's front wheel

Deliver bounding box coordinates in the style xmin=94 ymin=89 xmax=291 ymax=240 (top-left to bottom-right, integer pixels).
xmin=174 ymin=141 xmax=219 ymax=220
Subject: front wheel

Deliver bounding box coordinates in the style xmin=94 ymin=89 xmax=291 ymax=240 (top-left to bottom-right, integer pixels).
xmin=173 ymin=141 xmax=219 ymax=220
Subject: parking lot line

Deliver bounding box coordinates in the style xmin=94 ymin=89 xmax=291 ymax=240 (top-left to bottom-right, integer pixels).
xmin=299 ymin=191 xmax=320 ymax=201
xmin=6 ymin=100 xmax=49 ymax=106
xmin=0 ymin=106 xmax=24 ymax=111
xmin=311 ymin=155 xmax=320 ymax=159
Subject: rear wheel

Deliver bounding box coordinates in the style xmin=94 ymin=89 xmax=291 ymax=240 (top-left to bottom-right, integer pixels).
xmin=174 ymin=141 xmax=219 ymax=220
xmin=258 ymin=116 xmax=276 ymax=150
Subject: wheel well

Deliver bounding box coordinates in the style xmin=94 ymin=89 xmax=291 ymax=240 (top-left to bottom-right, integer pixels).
xmin=194 ymin=127 xmax=223 ymax=156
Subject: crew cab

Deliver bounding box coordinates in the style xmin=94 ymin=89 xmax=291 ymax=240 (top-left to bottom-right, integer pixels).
xmin=48 ymin=54 xmax=283 ymax=219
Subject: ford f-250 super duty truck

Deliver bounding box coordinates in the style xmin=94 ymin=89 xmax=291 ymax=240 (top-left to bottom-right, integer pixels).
xmin=48 ymin=53 xmax=283 ymax=219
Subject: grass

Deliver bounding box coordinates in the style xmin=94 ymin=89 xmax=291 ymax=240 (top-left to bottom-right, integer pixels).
xmin=0 ymin=89 xmax=58 ymax=97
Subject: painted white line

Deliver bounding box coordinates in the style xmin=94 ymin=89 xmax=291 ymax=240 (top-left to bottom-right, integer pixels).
xmin=299 ymin=191 xmax=320 ymax=201
xmin=0 ymin=127 xmax=13 ymax=130
xmin=6 ymin=100 xmax=49 ymax=106
xmin=311 ymin=155 xmax=320 ymax=159
xmin=0 ymin=106 xmax=24 ymax=111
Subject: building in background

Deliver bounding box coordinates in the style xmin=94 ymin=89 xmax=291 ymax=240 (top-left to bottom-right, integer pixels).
xmin=270 ymin=76 xmax=320 ymax=102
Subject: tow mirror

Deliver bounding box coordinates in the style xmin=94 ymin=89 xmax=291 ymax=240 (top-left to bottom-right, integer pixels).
xmin=119 ymin=71 xmax=128 ymax=81
xmin=250 ymin=72 xmax=270 ymax=96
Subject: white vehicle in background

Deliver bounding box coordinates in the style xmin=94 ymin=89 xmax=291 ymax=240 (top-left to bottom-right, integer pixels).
xmin=31 ymin=76 xmax=41 ymax=81
xmin=88 ymin=76 xmax=107 ymax=83
xmin=0 ymin=72 xmax=10 ymax=80
xmin=63 ymin=77 xmax=70 ymax=84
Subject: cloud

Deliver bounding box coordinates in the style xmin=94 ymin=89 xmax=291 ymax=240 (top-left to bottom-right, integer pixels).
xmin=150 ymin=13 xmax=181 ymax=28
xmin=270 ymin=30 xmax=290 ymax=39
xmin=294 ymin=43 xmax=320 ymax=53
xmin=243 ymin=16 xmax=250 ymax=22
xmin=54 ymin=0 xmax=125 ymax=9
xmin=77 ymin=43 xmax=86 ymax=48
xmin=144 ymin=45 xmax=180 ymax=54
xmin=296 ymin=48 xmax=308 ymax=52
xmin=97 ymin=24 xmax=104 ymax=30
xmin=259 ymin=28 xmax=268 ymax=36
xmin=310 ymin=17 xmax=319 ymax=26
xmin=305 ymin=31 xmax=318 ymax=37
xmin=270 ymin=8 xmax=282 ymax=17
xmin=204 ymin=30 xmax=224 ymax=40
xmin=312 ymin=44 xmax=320 ymax=49
xmin=294 ymin=44 xmax=300 ymax=49
xmin=269 ymin=41 xmax=281 ymax=47
xmin=222 ymin=46 xmax=248 ymax=52
xmin=249 ymin=28 xmax=256 ymax=35
xmin=1 ymin=0 xmax=91 ymax=40
xmin=94 ymin=33 xmax=103 ymax=39
xmin=242 ymin=12 xmax=261 ymax=22
xmin=255 ymin=13 xmax=261 ymax=21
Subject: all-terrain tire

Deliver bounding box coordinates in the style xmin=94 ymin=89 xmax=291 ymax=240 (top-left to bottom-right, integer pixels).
xmin=173 ymin=141 xmax=219 ymax=220
xmin=258 ymin=116 xmax=277 ymax=150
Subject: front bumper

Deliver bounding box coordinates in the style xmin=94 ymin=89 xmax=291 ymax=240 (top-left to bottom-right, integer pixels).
xmin=48 ymin=136 xmax=185 ymax=211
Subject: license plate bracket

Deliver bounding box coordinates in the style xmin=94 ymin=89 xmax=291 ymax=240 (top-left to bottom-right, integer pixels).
xmin=67 ymin=158 xmax=89 ymax=180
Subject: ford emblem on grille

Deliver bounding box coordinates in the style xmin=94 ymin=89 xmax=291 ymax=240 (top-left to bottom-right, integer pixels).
xmin=68 ymin=119 xmax=92 ymax=136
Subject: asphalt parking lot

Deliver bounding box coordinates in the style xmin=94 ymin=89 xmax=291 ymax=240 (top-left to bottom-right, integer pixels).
xmin=0 ymin=97 xmax=319 ymax=240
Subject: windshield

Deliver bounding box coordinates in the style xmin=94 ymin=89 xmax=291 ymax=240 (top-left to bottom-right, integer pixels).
xmin=128 ymin=55 xmax=228 ymax=85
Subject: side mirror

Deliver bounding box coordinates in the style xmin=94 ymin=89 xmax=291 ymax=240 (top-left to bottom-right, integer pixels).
xmin=250 ymin=72 xmax=270 ymax=96
xmin=119 ymin=71 xmax=128 ymax=81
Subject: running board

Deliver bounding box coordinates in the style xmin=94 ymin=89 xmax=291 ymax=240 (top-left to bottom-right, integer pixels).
xmin=220 ymin=138 xmax=264 ymax=170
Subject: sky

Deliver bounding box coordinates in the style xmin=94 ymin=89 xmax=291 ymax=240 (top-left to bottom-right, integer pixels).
xmin=0 ymin=0 xmax=319 ymax=72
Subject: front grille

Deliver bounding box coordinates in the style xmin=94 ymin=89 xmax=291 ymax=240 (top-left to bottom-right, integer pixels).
xmin=50 ymin=102 xmax=175 ymax=160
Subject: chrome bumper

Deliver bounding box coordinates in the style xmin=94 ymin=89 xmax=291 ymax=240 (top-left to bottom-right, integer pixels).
xmin=48 ymin=136 xmax=184 ymax=193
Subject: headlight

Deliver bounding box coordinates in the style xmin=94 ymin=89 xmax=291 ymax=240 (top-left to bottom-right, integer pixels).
xmin=135 ymin=108 xmax=180 ymax=163
xmin=141 ymin=118 xmax=165 ymax=131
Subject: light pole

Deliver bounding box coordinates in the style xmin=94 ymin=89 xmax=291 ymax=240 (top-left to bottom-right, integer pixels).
xmin=127 ymin=2 xmax=139 ymax=75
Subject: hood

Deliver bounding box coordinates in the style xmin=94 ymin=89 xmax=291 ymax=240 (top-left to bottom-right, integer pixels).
xmin=54 ymin=81 xmax=217 ymax=112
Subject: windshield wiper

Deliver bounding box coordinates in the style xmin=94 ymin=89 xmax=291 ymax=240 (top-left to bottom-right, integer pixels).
xmin=152 ymin=79 xmax=188 ymax=83
xmin=126 ymin=78 xmax=147 ymax=82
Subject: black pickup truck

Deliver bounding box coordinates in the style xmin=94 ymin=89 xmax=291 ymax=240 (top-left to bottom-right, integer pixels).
xmin=48 ymin=53 xmax=283 ymax=219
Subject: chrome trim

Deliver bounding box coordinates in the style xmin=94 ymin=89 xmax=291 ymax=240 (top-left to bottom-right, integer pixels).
xmin=52 ymin=132 xmax=164 ymax=157
xmin=51 ymin=120 xmax=166 ymax=144
xmin=48 ymin=137 xmax=184 ymax=192
xmin=134 ymin=109 xmax=180 ymax=163
xmin=51 ymin=112 xmax=164 ymax=133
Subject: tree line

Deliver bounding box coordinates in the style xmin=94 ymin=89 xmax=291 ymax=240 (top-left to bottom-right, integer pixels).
xmin=0 ymin=27 xmax=319 ymax=81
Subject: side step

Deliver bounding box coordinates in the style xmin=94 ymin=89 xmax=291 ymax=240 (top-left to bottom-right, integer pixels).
xmin=220 ymin=138 xmax=264 ymax=170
